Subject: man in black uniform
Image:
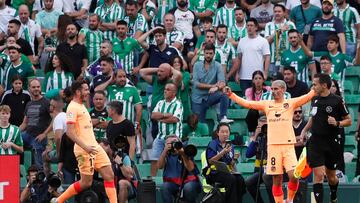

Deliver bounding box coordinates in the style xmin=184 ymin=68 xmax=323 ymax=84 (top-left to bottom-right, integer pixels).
xmin=301 ymin=73 xmax=352 ymax=203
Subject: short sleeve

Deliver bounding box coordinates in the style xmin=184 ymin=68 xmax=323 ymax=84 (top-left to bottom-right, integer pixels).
xmin=66 ymin=104 xmax=78 ymax=124
xmin=339 ymin=99 xmax=349 ymax=117
xmin=35 ymin=23 xmax=42 ymax=38
xmin=123 ymin=155 xmax=131 ymax=166
xmin=81 ymin=45 xmax=88 ymax=59
xmin=80 ymin=0 xmax=91 ymax=10
xmin=261 ymin=39 xmax=270 ymax=55
xmin=172 ymin=102 xmax=183 ymax=121
xmin=27 ymin=66 xmax=35 ymax=78
xmin=153 ymin=100 xmax=161 ymax=113
xmin=14 ymin=128 xmax=23 ymax=147
xmin=192 ymin=11 xmax=199 ymax=26
xmin=53 ymin=115 xmax=65 ymax=131
xmin=132 ymin=87 xmax=142 ymax=105
xmin=21 ymin=41 xmax=34 ymax=56
xmin=334 ymin=18 xmax=345 ymax=33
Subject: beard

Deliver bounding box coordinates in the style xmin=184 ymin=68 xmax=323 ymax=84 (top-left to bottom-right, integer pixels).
xmin=322 ymin=9 xmax=332 ymax=15
xmin=178 ymin=1 xmax=188 ymax=7
xmin=68 ymin=34 xmax=76 ymax=40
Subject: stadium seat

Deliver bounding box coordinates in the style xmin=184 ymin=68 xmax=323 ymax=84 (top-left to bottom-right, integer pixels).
xmin=344 ymin=80 xmax=354 ymax=95
xmin=345 ymin=66 xmax=360 ymax=94
xmin=237 ymin=162 xmax=255 ymax=178
xmin=20 ymin=164 xmax=27 ymax=188
xmin=205 ymin=108 xmax=219 ymax=132
xmin=230 ymin=121 xmax=248 ymax=137
xmin=344 ymin=137 xmax=357 ymax=152
xmin=227 ymin=109 xmax=248 ymax=120
xmin=344 ymin=94 xmax=360 ymax=117
xmin=24 ymin=150 xmax=32 ymax=170
xmin=345 ymin=162 xmax=357 ymax=182
xmin=228 ymin=81 xmax=242 ymax=95
xmin=188 ymin=137 xmax=212 ymax=149
xmin=136 ymin=163 xmax=151 ymax=178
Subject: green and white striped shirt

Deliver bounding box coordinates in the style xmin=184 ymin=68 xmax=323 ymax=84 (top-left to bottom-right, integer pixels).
xmin=43 ymin=70 xmax=74 ymax=92
xmin=94 ymin=3 xmax=125 ymax=40
xmin=79 ymin=28 xmax=104 ymax=64
xmin=153 ymin=98 xmax=183 ymax=139
xmin=260 ymin=91 xmax=291 ymax=100
xmin=112 ymin=37 xmax=142 ymax=74
xmin=265 ymin=19 xmax=296 ymax=64
xmin=106 ymin=83 xmax=142 ymax=123
xmin=124 ymin=13 xmax=148 ymax=38
xmin=214 ymin=5 xmax=237 ymax=27
xmin=0 ymin=125 xmax=22 ymax=155
xmin=215 ymin=39 xmax=236 ymax=67
xmin=334 ymin=4 xmax=360 ymax=43
xmin=228 ymin=22 xmax=247 ymax=42
xmin=154 ymin=0 xmax=177 ymax=25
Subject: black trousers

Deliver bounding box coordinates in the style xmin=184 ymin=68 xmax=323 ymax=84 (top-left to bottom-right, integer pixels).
xmin=208 ymin=171 xmax=246 ymax=203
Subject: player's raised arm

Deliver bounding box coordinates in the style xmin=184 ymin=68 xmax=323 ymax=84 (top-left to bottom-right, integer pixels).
xmin=224 ymin=86 xmax=266 ymax=111
xmin=293 ymin=89 xmax=316 ymax=108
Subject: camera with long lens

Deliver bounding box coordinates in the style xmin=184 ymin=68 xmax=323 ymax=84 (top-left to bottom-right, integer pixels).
xmin=45 ymin=37 xmax=53 ymax=46
xmin=170 ymin=140 xmax=198 ymax=157
xmin=33 ymin=171 xmax=61 ymax=189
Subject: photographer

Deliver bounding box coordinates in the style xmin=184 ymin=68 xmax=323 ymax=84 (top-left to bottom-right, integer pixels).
xmin=245 ymin=117 xmax=274 ymax=203
xmin=158 ymin=135 xmax=201 ymax=203
xmin=205 ymin=123 xmax=246 ymax=203
xmin=99 ymin=138 xmax=135 ymax=203
xmin=20 ymin=165 xmax=62 ymax=203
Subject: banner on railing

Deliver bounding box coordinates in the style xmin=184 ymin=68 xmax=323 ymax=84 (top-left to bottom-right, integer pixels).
xmin=0 ymin=155 xmax=19 ymax=203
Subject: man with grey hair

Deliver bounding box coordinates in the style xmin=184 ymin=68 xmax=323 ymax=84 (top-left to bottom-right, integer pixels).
xmin=87 ymin=40 xmax=122 ymax=77
xmin=224 ymin=80 xmax=316 ymax=203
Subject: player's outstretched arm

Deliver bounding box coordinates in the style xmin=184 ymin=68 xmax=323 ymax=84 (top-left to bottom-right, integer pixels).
xmin=293 ymin=89 xmax=316 ymax=108
xmin=223 ymin=86 xmax=266 ymax=111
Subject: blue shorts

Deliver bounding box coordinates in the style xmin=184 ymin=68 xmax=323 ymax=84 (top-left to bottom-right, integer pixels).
xmin=150 ymin=138 xmax=165 ymax=161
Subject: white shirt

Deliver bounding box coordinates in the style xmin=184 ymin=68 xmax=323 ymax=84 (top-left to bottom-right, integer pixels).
xmin=63 ymin=0 xmax=91 ymax=27
xmin=285 ymin=0 xmax=321 ymax=10
xmin=32 ymin=0 xmax=64 ymax=12
xmin=0 ymin=6 xmax=16 ymax=33
xmin=53 ymin=112 xmax=67 ymax=133
xmin=237 ymin=35 xmax=270 ymax=80
xmin=17 ymin=18 xmax=42 ymax=53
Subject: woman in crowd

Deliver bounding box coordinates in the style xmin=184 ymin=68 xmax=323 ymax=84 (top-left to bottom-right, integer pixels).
xmin=205 ymin=123 xmax=246 ymax=203
xmin=43 ymin=52 xmax=74 ymax=92
xmin=171 ymin=56 xmax=191 ymax=120
xmin=0 ymin=75 xmax=31 ymax=126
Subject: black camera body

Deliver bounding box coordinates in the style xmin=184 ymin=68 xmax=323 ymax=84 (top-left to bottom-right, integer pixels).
xmin=169 ymin=140 xmax=198 ymax=158
xmin=33 ymin=171 xmax=61 ymax=189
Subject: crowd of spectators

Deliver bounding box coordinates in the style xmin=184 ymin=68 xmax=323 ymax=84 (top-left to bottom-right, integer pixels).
xmin=0 ymin=0 xmax=360 ymax=202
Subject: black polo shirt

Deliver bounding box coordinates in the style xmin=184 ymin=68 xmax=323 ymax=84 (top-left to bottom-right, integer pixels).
xmin=287 ymin=80 xmax=309 ymax=98
xmin=56 ymin=42 xmax=87 ymax=79
xmin=0 ymin=38 xmax=33 ymax=56
xmin=147 ymin=44 xmax=180 ymax=67
xmin=1 ymin=89 xmax=31 ymax=126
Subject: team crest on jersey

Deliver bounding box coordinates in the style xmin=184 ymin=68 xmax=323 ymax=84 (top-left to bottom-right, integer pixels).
xmin=326 ymin=106 xmax=333 ymax=113
xmin=271 ymin=166 xmax=276 ymax=172
xmin=68 ymin=112 xmax=74 ymax=119
xmin=283 ymin=103 xmax=289 ymax=109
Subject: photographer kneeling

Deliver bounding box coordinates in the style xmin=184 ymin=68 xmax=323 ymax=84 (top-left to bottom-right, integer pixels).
xmin=158 ymin=135 xmax=202 ymax=203
xmin=205 ymin=123 xmax=246 ymax=203
xmin=99 ymin=138 xmax=135 ymax=203
xmin=20 ymin=165 xmax=62 ymax=203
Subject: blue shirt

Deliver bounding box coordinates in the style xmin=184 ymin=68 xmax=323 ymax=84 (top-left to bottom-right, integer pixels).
xmin=206 ymin=138 xmax=234 ymax=165
xmin=309 ymin=16 xmax=345 ymax=52
xmin=163 ymin=153 xmax=199 ymax=185
xmin=191 ymin=60 xmax=225 ymax=104
xmin=148 ymin=44 xmax=180 ymax=67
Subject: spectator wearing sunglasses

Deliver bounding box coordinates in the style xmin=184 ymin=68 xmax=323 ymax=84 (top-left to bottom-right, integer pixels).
xmin=293 ymin=106 xmax=307 ymax=158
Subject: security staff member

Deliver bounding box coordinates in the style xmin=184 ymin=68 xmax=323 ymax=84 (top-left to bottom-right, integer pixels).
xmin=301 ymin=73 xmax=352 ymax=203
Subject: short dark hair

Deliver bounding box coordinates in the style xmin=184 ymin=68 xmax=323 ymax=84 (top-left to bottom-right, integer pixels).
xmin=108 ymin=101 xmax=123 ymax=115
xmin=328 ymin=34 xmax=339 ymax=44
xmin=274 ymin=3 xmax=286 ymax=11
xmin=70 ymin=80 xmax=88 ymax=95
xmin=234 ymin=7 xmax=244 ymax=13
xmin=99 ymin=56 xmax=114 ymax=65
xmin=288 ymin=29 xmax=299 ymax=35
xmin=7 ymin=46 xmax=21 ymax=53
xmin=126 ymin=0 xmax=137 ymax=6
xmin=27 ymin=165 xmax=39 ymax=175
xmin=201 ymin=16 xmax=213 ymax=23
xmin=217 ymin=24 xmax=228 ymax=31
xmin=63 ymin=86 xmax=72 ymax=98
xmin=8 ymin=19 xmax=21 ymax=26
xmin=94 ymin=90 xmax=106 ymax=97
xmin=153 ymin=26 xmax=166 ymax=35
xmin=205 ymin=29 xmax=216 ymax=36
xmin=283 ymin=66 xmax=296 ymax=74
xmin=116 ymin=20 xmax=128 ymax=26
xmin=314 ymin=73 xmax=332 ymax=89
xmin=11 ymin=75 xmax=23 ymax=83
xmin=204 ymin=43 xmax=215 ymax=52
xmin=320 ymin=55 xmax=332 ymax=62
xmin=246 ymin=18 xmax=259 ymax=27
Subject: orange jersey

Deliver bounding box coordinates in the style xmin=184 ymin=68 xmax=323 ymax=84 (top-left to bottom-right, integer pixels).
xmin=66 ymin=101 xmax=98 ymax=153
xmin=229 ymin=90 xmax=315 ymax=145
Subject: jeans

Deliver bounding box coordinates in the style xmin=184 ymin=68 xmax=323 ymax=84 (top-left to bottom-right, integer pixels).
xmin=62 ymin=168 xmax=76 ymax=185
xmin=161 ymin=181 xmax=201 ymax=203
xmin=22 ymin=132 xmax=47 ymax=168
xmin=346 ymin=42 xmax=356 ymax=58
xmin=191 ymin=91 xmax=229 ymax=123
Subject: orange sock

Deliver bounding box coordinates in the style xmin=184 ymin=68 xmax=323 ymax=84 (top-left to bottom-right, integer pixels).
xmin=287 ymin=181 xmax=299 ymax=201
xmin=104 ymin=180 xmax=117 ymax=203
xmin=272 ymin=185 xmax=284 ymax=203
xmin=57 ymin=181 xmax=81 ymax=203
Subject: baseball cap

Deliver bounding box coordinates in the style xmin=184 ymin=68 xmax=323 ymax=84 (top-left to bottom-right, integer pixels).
xmin=322 ymin=0 xmax=334 ymax=5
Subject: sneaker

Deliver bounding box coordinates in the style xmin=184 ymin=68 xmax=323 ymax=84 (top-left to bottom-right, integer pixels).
xmin=50 ymin=198 xmax=58 ymax=203
xmin=220 ymin=116 xmax=234 ymax=123
xmin=330 ymin=198 xmax=338 ymax=203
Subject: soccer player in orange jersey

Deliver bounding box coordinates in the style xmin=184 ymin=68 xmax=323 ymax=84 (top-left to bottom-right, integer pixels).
xmin=224 ymin=80 xmax=315 ymax=203
xmin=52 ymin=80 xmax=117 ymax=203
